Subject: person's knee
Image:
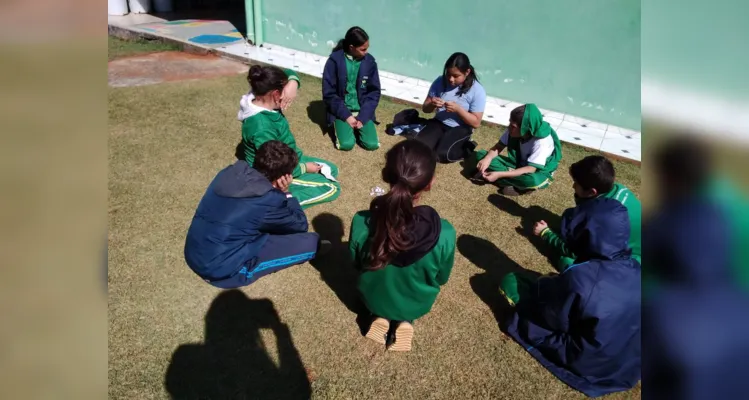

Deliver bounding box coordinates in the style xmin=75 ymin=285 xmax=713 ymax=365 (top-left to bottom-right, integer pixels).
xmin=361 ymin=140 xmax=380 ymax=151
xmin=337 ymin=138 xmax=355 ymax=151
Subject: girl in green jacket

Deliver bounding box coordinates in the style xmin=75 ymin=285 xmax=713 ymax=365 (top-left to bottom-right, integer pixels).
xmin=239 ymin=65 xmax=341 ymax=209
xmin=349 ymin=140 xmax=456 ymax=351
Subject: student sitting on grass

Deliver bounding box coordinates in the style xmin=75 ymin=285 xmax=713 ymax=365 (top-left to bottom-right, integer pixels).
xmin=184 ymin=141 xmax=330 ymax=289
xmin=470 ymin=103 xmax=562 ymax=196
xmin=418 ymin=52 xmax=486 ymax=163
xmin=500 ymin=197 xmax=641 ymax=397
xmin=533 ymin=155 xmax=642 ymax=272
xmin=349 ymin=140 xmax=456 ymax=351
xmin=323 ymin=26 xmax=381 ymax=151
xmin=239 ymin=65 xmax=340 ymax=209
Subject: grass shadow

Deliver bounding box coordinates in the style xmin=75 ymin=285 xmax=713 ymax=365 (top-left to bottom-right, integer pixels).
xmin=488 ymin=194 xmax=563 ymax=269
xmin=165 ymin=290 xmax=310 ymax=399
xmin=309 ymin=213 xmax=366 ymax=318
xmin=458 ymin=234 xmax=542 ymax=330
xmin=306 ymin=100 xmax=337 ymax=149
xmin=234 ymin=140 xmax=245 ymax=161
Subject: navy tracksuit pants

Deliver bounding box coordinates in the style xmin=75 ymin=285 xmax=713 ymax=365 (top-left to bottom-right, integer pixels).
xmin=208 ymin=232 xmax=319 ymax=289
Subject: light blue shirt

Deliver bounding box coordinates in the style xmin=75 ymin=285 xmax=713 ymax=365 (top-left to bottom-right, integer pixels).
xmin=427 ymin=76 xmax=487 ymax=128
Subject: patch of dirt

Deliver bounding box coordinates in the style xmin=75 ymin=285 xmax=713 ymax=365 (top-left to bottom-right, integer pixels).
xmin=108 ymin=52 xmax=248 ymax=87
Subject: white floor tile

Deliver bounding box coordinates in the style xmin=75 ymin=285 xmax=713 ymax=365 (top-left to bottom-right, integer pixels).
xmin=600 ymin=135 xmax=641 ymax=161
xmin=415 ymin=79 xmax=432 ymax=87
xmin=558 ymin=120 xmax=607 ymax=138
xmin=379 ymin=70 xmax=396 ymax=79
xmin=564 ymin=115 xmax=608 ymax=131
xmin=540 ymin=109 xmax=566 ymax=120
xmin=483 ymin=103 xmax=511 ymax=126
xmin=545 ymin=115 xmax=564 ymax=130
xmin=556 ymin=127 xmax=604 ymax=150
xmin=606 ymin=126 xmax=641 ymax=138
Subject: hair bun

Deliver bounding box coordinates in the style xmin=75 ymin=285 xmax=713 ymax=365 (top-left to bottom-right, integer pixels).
xmin=248 ymin=65 xmax=265 ymax=82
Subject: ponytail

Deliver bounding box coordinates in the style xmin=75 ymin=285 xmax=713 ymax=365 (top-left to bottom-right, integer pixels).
xmin=367 ymin=183 xmax=415 ymax=271
xmin=365 ymin=140 xmax=437 ymax=271
xmin=332 ymin=26 xmax=369 ymax=54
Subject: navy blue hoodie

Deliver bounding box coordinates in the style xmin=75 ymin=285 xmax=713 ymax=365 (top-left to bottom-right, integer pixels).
xmin=322 ymin=49 xmax=381 ymax=126
xmin=184 ymin=161 xmax=312 ymax=282
xmin=505 ymin=198 xmax=641 ymax=397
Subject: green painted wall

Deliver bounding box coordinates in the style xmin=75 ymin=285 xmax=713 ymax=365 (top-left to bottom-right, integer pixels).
xmin=257 ymin=0 xmax=640 ymax=130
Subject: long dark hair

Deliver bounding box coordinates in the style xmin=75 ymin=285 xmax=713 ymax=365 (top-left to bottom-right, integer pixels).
xmin=443 ymin=52 xmax=478 ymax=96
xmin=247 ymin=65 xmax=288 ymax=96
xmin=367 ymin=140 xmax=437 ymax=271
xmin=333 ymin=26 xmax=369 ymax=53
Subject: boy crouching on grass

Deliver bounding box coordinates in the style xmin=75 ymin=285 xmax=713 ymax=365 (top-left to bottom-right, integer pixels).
xmin=184 ymin=141 xmax=329 ymax=289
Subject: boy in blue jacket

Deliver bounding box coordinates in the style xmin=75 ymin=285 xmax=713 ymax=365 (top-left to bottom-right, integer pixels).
xmin=500 ymin=198 xmax=641 ymax=397
xmin=323 ymin=26 xmax=381 ymax=151
xmin=184 ymin=141 xmax=326 ymax=289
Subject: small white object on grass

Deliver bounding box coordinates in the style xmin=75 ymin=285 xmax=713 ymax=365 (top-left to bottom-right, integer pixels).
xmin=370 ymin=186 xmax=386 ymax=197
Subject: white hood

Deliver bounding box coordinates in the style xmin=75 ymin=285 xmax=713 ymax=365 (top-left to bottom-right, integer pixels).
xmin=237 ymin=92 xmax=276 ymax=121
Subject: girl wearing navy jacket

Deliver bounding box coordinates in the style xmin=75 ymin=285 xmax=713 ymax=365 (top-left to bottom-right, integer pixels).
xmin=322 ymin=26 xmax=381 ymax=151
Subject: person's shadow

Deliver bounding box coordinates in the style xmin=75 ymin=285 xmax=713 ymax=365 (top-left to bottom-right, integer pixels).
xmin=306 ymin=100 xmax=336 ymax=144
xmin=457 ymin=234 xmax=542 ymax=330
xmin=164 ymin=290 xmax=311 ymax=400
xmin=488 ymin=194 xmax=564 ymax=270
xmin=309 ymin=213 xmax=366 ymax=318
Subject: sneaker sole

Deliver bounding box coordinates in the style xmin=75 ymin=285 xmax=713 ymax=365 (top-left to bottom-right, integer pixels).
xmin=388 ymin=323 xmax=414 ymax=352
xmin=364 ymin=318 xmax=389 ymax=345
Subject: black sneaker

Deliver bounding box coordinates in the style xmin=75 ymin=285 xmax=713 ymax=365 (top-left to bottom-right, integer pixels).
xmin=469 ymin=171 xmax=487 ymax=185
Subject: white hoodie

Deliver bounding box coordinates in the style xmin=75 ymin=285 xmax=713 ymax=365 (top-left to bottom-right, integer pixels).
xmin=237 ymin=92 xmax=276 ymax=122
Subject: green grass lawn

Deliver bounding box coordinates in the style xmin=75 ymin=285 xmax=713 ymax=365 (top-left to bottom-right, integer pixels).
xmin=108 ymin=40 xmax=641 ymax=399
xmin=108 ymin=36 xmax=182 ymax=61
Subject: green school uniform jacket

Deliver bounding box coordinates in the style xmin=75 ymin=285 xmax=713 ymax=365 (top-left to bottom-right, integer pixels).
xmin=349 ymin=207 xmax=456 ymax=321
xmin=241 ymin=106 xmax=308 ymax=177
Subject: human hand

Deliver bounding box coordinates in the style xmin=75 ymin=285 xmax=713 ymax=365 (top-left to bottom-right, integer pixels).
xmin=482 ymin=171 xmax=503 ymax=182
xmin=280 ymin=80 xmax=298 ymax=110
xmin=346 ymin=116 xmax=358 ymax=129
xmin=444 ymin=101 xmax=461 ymax=113
xmin=431 ymin=97 xmax=445 ymax=108
xmin=354 ymin=119 xmax=364 ymax=129
xmin=476 ymin=157 xmax=492 ymax=174
xmin=273 ymin=174 xmax=293 ymax=192
xmin=305 ymin=162 xmax=322 ymax=173
xmin=533 ymin=220 xmax=548 ymax=237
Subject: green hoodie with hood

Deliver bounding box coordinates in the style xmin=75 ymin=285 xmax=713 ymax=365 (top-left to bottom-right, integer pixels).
xmin=505 ymin=103 xmax=563 ymax=175
xmin=350 ymin=206 xmax=456 ymax=321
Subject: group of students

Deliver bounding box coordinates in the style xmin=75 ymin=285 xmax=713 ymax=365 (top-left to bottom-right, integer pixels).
xmin=183 ymin=26 xmax=641 ymax=397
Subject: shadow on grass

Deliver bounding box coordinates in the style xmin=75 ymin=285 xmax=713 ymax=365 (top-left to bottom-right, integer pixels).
xmin=457 ymin=234 xmax=542 ymax=330
xmin=234 ymin=140 xmax=246 ymax=161
xmin=306 ymin=100 xmax=337 ymax=148
xmin=488 ymin=194 xmax=563 ymax=270
xmin=309 ymin=213 xmax=366 ymax=318
xmin=165 ymin=290 xmax=310 ymax=399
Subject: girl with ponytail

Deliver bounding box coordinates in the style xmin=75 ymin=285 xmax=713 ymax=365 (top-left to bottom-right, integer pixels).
xmin=349 ymin=140 xmax=456 ymax=351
